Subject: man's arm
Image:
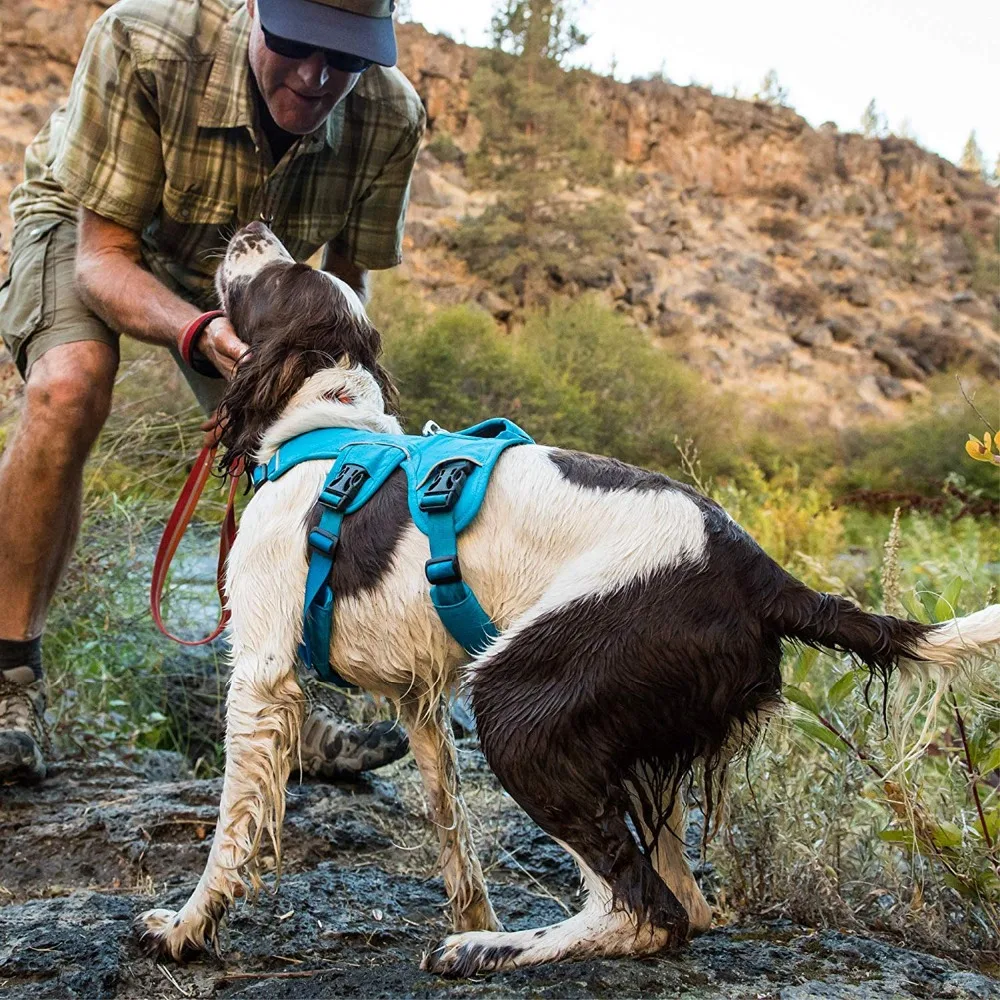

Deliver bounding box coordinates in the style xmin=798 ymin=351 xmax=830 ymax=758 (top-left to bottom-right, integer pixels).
xmin=320 ymin=245 xmax=370 ymax=305
xmin=75 ymin=208 xmax=247 ymax=379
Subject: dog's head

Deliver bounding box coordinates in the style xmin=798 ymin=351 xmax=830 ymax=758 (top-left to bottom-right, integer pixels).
xmin=215 ymin=222 xmax=397 ymax=469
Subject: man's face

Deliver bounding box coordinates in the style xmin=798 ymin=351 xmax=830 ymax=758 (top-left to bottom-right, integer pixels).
xmin=246 ymin=0 xmax=361 ymax=135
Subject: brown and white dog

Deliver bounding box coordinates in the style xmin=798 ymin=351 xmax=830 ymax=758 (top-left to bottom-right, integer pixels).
xmin=138 ymin=223 xmax=1000 ymax=976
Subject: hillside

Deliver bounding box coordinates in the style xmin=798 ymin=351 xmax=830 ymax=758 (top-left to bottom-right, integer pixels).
xmin=1 ymin=2 xmax=997 ymax=423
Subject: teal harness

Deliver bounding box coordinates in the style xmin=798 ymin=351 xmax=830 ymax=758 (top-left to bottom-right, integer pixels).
xmin=251 ymin=419 xmax=534 ymax=683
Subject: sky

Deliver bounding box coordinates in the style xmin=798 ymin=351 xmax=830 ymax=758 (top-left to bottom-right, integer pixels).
xmin=403 ymin=0 xmax=999 ymax=173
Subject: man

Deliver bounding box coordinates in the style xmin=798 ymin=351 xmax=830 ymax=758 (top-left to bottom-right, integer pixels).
xmin=0 ymin=0 xmax=424 ymax=783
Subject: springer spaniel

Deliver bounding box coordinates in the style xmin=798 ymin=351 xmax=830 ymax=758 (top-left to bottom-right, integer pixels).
xmin=138 ymin=222 xmax=1000 ymax=976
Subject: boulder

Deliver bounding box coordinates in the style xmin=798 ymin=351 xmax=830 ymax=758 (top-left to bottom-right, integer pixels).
xmin=793 ymin=324 xmax=834 ymax=349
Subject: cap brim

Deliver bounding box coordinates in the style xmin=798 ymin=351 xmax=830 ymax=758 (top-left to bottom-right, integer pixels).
xmin=257 ymin=0 xmax=397 ymax=66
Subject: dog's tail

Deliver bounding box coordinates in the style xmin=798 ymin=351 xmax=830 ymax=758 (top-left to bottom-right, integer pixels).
xmin=765 ymin=572 xmax=1000 ymax=679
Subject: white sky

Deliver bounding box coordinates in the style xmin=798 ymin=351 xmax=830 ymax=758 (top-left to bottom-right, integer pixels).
xmin=404 ymin=0 xmax=999 ymax=172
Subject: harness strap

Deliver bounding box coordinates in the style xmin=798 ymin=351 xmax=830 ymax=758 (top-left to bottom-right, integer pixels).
xmin=151 ymin=445 xmax=240 ymax=646
xmin=300 ymin=462 xmax=369 ymax=684
xmin=420 ymin=460 xmax=499 ymax=656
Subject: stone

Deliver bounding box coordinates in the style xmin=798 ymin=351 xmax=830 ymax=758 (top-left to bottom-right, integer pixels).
xmin=826 ymin=315 xmax=860 ymax=343
xmin=875 ymin=375 xmax=912 ymax=401
xmin=476 ymin=289 xmax=514 ymax=321
xmin=841 ymin=279 xmax=872 ymax=307
xmin=793 ymin=324 xmax=834 ymax=349
xmin=873 ymin=341 xmax=925 ymax=380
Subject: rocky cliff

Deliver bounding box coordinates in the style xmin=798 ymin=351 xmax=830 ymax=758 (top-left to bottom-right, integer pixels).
xmin=1 ymin=4 xmax=997 ymax=422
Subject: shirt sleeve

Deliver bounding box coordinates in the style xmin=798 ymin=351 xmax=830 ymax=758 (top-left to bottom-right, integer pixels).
xmin=51 ymin=13 xmax=165 ymax=231
xmin=330 ymin=116 xmax=425 ymax=271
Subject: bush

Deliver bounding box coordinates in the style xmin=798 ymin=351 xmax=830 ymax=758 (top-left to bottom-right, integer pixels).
xmin=381 ymin=294 xmax=721 ymax=472
xmin=425 ymin=132 xmax=465 ymax=166
xmin=757 ymin=215 xmax=804 ymax=241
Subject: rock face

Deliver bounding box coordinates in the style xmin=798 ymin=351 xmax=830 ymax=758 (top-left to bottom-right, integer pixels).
xmin=1 ymin=5 xmax=997 ymax=423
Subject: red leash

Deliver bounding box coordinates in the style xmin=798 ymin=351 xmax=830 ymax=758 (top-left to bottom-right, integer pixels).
xmin=151 ymin=444 xmax=242 ymax=645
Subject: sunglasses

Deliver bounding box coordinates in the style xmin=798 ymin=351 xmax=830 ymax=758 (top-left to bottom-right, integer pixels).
xmin=262 ymin=26 xmax=373 ymax=73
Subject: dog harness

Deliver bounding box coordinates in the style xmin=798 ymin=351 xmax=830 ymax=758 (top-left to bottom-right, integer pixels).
xmin=251 ymin=419 xmax=534 ymax=684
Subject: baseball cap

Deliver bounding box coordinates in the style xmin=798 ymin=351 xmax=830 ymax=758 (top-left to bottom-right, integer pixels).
xmin=256 ymin=0 xmax=397 ymax=67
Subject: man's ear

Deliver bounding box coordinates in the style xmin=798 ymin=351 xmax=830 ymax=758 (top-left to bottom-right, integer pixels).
xmin=335 ymin=352 xmax=353 ymax=369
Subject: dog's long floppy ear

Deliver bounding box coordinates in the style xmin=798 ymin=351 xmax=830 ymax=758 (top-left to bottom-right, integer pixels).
xmin=216 ymin=262 xmax=397 ymax=470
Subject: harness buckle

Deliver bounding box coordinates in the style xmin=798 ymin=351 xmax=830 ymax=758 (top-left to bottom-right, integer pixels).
xmin=419 ymin=460 xmax=473 ymax=513
xmin=425 ymin=555 xmax=462 ymax=586
xmin=320 ymin=463 xmax=368 ymax=513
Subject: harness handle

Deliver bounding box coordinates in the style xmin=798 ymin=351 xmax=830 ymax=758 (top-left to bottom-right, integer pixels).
xmin=151 ymin=444 xmax=241 ymax=646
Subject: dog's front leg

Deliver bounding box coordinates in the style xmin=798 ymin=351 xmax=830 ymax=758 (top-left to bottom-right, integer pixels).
xmin=138 ymin=657 xmax=305 ymax=959
xmin=402 ymin=697 xmax=499 ymax=933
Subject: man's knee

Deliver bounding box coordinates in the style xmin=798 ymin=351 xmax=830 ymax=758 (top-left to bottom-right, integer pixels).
xmin=22 ymin=341 xmax=118 ymax=447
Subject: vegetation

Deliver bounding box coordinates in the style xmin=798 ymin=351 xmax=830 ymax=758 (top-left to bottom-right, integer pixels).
xmin=1 ymin=277 xmax=996 ymax=957
xmin=452 ymin=0 xmax=628 ymax=304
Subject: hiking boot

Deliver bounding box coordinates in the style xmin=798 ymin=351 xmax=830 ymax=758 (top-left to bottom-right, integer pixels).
xmin=0 ymin=668 xmax=47 ymax=784
xmin=297 ymin=703 xmax=408 ymax=781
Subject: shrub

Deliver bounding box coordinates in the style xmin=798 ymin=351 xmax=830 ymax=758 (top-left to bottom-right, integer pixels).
xmin=757 ymin=215 xmax=804 ymax=241
xmin=425 ymin=131 xmax=465 ymax=166
xmin=380 ymin=293 xmax=721 ymax=472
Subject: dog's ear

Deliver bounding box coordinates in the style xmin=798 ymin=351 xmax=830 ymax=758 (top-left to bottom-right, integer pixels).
xmin=217 ymin=343 xmax=317 ymax=469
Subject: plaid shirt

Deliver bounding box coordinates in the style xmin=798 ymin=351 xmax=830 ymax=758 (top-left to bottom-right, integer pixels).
xmin=9 ymin=0 xmax=425 ymax=308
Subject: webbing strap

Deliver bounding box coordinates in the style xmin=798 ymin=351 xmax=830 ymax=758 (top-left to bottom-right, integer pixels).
xmin=419 ymin=459 xmax=499 ymax=656
xmin=424 ymin=510 xmax=499 ymax=656
xmin=299 ymin=461 xmax=370 ymax=684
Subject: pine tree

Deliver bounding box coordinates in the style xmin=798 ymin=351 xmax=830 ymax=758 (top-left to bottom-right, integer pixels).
xmin=454 ymin=0 xmax=626 ymax=304
xmin=861 ymin=99 xmax=886 ymax=138
xmin=959 ymin=130 xmax=986 ymax=177
xmin=754 ymin=69 xmax=789 ymax=106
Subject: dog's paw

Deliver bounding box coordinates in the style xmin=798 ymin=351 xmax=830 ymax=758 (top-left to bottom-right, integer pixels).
xmin=135 ymin=907 xmax=218 ymax=961
xmin=421 ymin=932 xmax=523 ymax=978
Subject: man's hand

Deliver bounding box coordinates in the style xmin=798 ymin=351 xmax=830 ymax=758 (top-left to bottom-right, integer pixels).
xmin=200 ymin=410 xmax=226 ymax=448
xmin=197 ymin=316 xmax=248 ymax=381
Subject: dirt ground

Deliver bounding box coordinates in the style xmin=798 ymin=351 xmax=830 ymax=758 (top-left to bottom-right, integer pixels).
xmin=2 ymin=728 xmax=999 ymax=1000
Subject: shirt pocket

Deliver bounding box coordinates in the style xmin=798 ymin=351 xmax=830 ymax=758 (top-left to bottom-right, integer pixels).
xmin=162 ymin=179 xmax=237 ymax=226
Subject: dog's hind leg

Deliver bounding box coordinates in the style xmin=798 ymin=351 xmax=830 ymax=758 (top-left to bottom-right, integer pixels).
xmin=402 ymin=696 xmax=499 ymax=933
xmin=423 ymin=623 xmax=688 ymax=977
xmin=634 ymin=790 xmax=712 ymax=937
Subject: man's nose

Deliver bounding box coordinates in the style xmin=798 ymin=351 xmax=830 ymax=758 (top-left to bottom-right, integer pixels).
xmin=295 ymin=51 xmax=330 ymax=90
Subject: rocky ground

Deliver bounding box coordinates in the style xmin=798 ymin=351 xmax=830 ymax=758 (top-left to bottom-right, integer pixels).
xmin=3 ymin=736 xmax=1000 ymax=1000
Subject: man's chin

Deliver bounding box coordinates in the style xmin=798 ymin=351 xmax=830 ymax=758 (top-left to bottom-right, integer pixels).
xmin=270 ymin=90 xmax=336 ymax=134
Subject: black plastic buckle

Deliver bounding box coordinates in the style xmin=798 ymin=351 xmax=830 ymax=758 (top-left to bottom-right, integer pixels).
xmin=319 ymin=463 xmax=368 ymax=513
xmin=425 ymin=555 xmax=462 ymax=586
xmin=419 ymin=460 xmax=473 ymax=513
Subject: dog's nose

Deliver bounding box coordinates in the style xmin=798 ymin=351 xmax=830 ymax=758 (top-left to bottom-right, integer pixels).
xmin=242 ymin=220 xmax=269 ymax=237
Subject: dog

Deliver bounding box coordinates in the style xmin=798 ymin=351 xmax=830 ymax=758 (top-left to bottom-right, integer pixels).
xmin=138 ymin=221 xmax=1000 ymax=976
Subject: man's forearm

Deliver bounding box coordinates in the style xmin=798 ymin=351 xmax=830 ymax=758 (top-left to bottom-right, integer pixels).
xmin=74 ymin=206 xmax=201 ymax=349
xmin=321 ymin=245 xmax=370 ymax=304
xmin=75 ymin=243 xmax=200 ymax=349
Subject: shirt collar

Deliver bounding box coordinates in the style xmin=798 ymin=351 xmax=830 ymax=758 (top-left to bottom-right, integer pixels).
xmin=198 ymin=4 xmax=253 ymax=129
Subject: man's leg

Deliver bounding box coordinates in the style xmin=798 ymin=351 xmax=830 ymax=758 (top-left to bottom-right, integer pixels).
xmin=0 ymin=341 xmax=118 ymax=781
xmin=0 ymin=218 xmax=120 ymax=783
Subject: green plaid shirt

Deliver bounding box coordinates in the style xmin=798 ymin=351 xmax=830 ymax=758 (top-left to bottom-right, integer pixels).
xmin=9 ymin=0 xmax=425 ymax=308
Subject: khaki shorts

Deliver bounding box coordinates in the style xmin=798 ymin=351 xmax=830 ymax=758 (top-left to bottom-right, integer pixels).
xmin=0 ymin=216 xmax=224 ymax=414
